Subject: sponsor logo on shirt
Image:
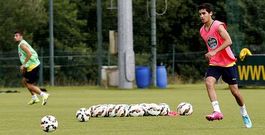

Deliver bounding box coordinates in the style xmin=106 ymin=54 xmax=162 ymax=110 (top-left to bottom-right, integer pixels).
xmin=207 ymin=37 xmax=218 ymax=49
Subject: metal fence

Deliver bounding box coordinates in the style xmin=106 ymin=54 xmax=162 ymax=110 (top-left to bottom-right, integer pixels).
xmin=0 ymin=50 xmax=206 ymax=87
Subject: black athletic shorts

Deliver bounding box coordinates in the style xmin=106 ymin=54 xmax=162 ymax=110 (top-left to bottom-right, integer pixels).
xmin=23 ymin=65 xmax=40 ymax=84
xmin=205 ymin=65 xmax=238 ymax=85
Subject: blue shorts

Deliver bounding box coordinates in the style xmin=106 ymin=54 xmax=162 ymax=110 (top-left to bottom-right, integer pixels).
xmin=23 ymin=66 xmax=40 ymax=84
xmin=205 ymin=65 xmax=238 ymax=85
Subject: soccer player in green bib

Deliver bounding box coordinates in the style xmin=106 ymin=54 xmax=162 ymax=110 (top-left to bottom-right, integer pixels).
xmin=14 ymin=30 xmax=49 ymax=105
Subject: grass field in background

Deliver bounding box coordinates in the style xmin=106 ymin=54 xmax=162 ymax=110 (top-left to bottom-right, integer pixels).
xmin=0 ymin=84 xmax=264 ymax=135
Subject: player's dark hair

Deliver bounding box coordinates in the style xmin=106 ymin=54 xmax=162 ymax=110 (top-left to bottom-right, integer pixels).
xmin=198 ymin=3 xmax=214 ymax=14
xmin=14 ymin=30 xmax=23 ymax=35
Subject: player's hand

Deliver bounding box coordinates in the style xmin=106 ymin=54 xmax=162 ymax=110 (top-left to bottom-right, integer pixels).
xmin=205 ymin=51 xmax=216 ymax=59
xmin=20 ymin=65 xmax=26 ymax=74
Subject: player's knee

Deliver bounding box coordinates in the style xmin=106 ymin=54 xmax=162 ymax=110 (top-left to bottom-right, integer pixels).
xmin=21 ymin=78 xmax=27 ymax=85
xmin=205 ymin=78 xmax=215 ymax=87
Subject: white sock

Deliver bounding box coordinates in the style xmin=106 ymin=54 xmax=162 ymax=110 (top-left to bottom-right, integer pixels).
xmin=240 ymin=105 xmax=248 ymax=116
xmin=40 ymin=92 xmax=47 ymax=97
xmin=32 ymin=94 xmax=38 ymax=100
xmin=212 ymin=101 xmax=221 ymax=113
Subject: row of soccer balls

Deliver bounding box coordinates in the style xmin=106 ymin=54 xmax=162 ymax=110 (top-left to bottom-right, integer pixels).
xmin=40 ymin=102 xmax=193 ymax=132
xmin=77 ymin=103 xmax=170 ymax=121
xmin=76 ymin=102 xmax=193 ymax=122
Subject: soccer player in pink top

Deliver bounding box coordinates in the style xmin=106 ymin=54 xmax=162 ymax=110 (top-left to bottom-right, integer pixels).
xmin=199 ymin=3 xmax=252 ymax=128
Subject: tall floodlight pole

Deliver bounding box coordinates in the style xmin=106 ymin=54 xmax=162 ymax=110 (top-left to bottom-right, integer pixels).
xmin=97 ymin=0 xmax=103 ymax=86
xmin=40 ymin=47 xmax=44 ymax=86
xmin=151 ymin=0 xmax=157 ymax=87
xmin=226 ymin=0 xmax=241 ymax=54
xmin=49 ymin=0 xmax=54 ymax=86
xmin=118 ymin=0 xmax=135 ymax=89
xmin=172 ymin=44 xmax=175 ymax=82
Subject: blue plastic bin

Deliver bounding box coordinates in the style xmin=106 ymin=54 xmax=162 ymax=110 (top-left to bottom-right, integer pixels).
xmin=135 ymin=66 xmax=151 ymax=88
xmin=156 ymin=66 xmax=167 ymax=88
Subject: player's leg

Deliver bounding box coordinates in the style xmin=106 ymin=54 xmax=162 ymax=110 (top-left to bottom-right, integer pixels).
xmin=25 ymin=66 xmax=50 ymax=105
xmin=205 ymin=76 xmax=218 ymax=103
xmin=22 ymin=73 xmax=40 ymax=105
xmin=223 ymin=65 xmax=252 ymax=128
xmin=205 ymin=66 xmax=223 ymax=121
xmin=26 ymin=83 xmax=49 ymax=105
xmin=229 ymin=84 xmax=243 ymax=106
xmin=229 ymin=84 xmax=252 ymax=128
xmin=22 ymin=78 xmax=34 ymax=95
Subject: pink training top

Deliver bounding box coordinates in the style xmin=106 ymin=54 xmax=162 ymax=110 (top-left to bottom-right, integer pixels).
xmin=200 ymin=20 xmax=236 ymax=67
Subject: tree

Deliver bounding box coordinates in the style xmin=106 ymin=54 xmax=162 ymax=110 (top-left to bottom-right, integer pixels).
xmin=0 ymin=0 xmax=47 ymax=51
xmin=240 ymin=0 xmax=265 ymax=53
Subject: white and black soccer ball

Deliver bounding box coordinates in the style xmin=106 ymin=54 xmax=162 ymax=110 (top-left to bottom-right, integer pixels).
xmin=41 ymin=115 xmax=58 ymax=132
xmin=146 ymin=103 xmax=162 ymax=116
xmin=92 ymin=104 xmax=108 ymax=117
xmin=106 ymin=104 xmax=116 ymax=117
xmin=76 ymin=108 xmax=90 ymax=122
xmin=139 ymin=103 xmax=149 ymax=116
xmin=176 ymin=102 xmax=193 ymax=116
xmin=128 ymin=104 xmax=145 ymax=117
xmin=87 ymin=105 xmax=97 ymax=117
xmin=139 ymin=103 xmax=161 ymax=116
xmin=115 ymin=104 xmax=129 ymax=117
xmin=159 ymin=103 xmax=170 ymax=116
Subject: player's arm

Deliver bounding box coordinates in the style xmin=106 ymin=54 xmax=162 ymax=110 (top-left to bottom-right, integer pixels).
xmin=20 ymin=44 xmax=32 ymax=72
xmin=215 ymin=24 xmax=232 ymax=53
xmin=205 ymin=25 xmax=232 ymax=58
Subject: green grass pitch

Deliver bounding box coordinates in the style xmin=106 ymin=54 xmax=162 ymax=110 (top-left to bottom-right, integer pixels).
xmin=0 ymin=84 xmax=264 ymax=135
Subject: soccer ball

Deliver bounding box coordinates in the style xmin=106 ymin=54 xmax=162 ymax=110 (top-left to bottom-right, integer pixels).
xmin=159 ymin=103 xmax=170 ymax=116
xmin=176 ymin=102 xmax=193 ymax=116
xmin=105 ymin=104 xmax=116 ymax=117
xmin=128 ymin=104 xmax=145 ymax=117
xmin=40 ymin=115 xmax=58 ymax=132
xmin=115 ymin=104 xmax=129 ymax=117
xmin=140 ymin=103 xmax=161 ymax=116
xmin=76 ymin=108 xmax=90 ymax=122
xmin=92 ymin=105 xmax=108 ymax=117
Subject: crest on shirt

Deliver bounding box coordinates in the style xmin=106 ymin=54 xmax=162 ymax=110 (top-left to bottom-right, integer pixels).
xmin=207 ymin=37 xmax=218 ymax=49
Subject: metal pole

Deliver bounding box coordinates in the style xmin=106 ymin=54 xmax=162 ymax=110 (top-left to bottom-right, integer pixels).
xmin=226 ymin=0 xmax=241 ymax=54
xmin=97 ymin=0 xmax=103 ymax=86
xmin=40 ymin=46 xmax=44 ymax=86
xmin=151 ymin=0 xmax=157 ymax=87
xmin=49 ymin=0 xmax=54 ymax=86
xmin=172 ymin=44 xmax=175 ymax=82
xmin=118 ymin=0 xmax=135 ymax=89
